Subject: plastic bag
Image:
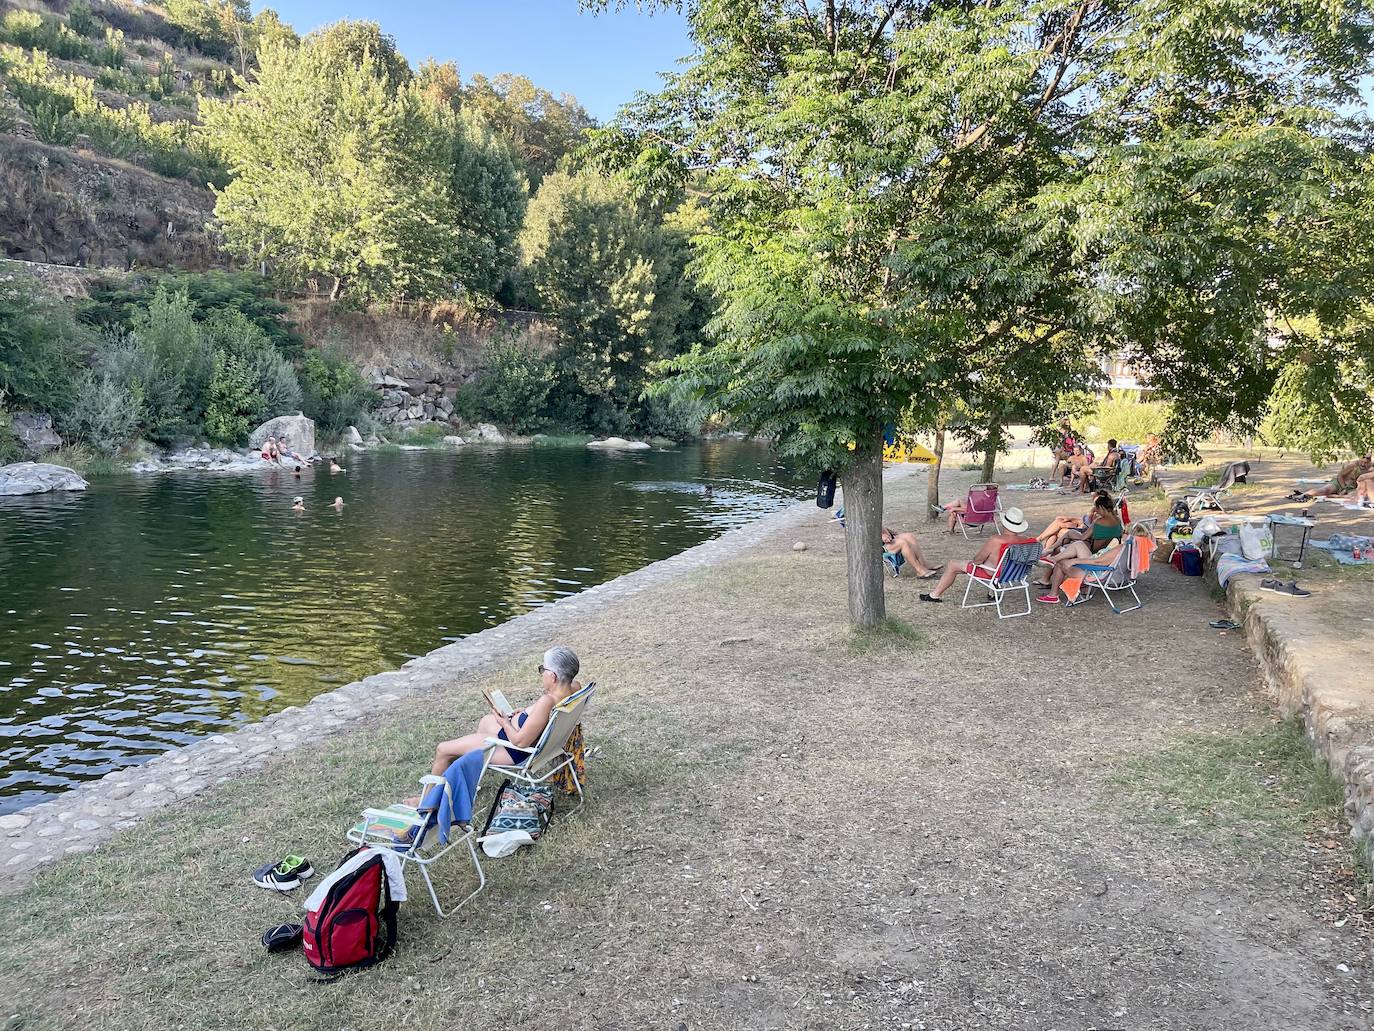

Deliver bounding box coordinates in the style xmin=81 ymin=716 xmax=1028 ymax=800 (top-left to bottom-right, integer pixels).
xmin=1238 ymin=522 xmax=1266 ymax=561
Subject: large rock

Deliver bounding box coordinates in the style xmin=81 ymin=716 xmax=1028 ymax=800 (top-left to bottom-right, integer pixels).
xmin=0 ymin=462 xmax=89 ymax=496
xmin=248 ymin=414 xmax=316 ymax=458
xmin=344 ymin=426 xmax=364 ymax=446
xmin=11 ymin=411 xmax=62 ymax=456
xmin=469 ymin=423 xmax=506 ymax=443
xmin=587 ymin=436 xmax=652 ymax=451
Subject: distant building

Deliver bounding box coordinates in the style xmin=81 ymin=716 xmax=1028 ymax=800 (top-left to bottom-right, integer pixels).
xmin=1100 ymin=355 xmax=1152 ymax=395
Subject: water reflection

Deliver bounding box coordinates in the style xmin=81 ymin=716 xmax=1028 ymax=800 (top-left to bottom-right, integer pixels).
xmin=0 ymin=442 xmax=800 ymax=811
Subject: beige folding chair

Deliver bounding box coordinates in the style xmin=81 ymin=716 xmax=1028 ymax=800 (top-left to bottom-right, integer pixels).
xmin=484 ymin=682 xmax=596 ymax=814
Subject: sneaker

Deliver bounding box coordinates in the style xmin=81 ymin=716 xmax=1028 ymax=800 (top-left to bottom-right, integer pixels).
xmin=919 ymin=593 xmax=942 ymax=603
xmin=253 ymin=855 xmax=313 ymax=891
xmin=1036 ymin=594 xmax=1059 ymax=604
xmin=1275 ymin=581 xmax=1313 ymax=597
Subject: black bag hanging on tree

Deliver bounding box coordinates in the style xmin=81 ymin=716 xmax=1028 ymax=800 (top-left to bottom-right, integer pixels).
xmin=816 ymin=469 xmax=837 ymax=509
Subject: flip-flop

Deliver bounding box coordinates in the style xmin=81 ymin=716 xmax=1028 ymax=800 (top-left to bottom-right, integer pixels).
xmin=918 ymin=571 xmax=939 ymax=580
xmin=1209 ymin=619 xmax=1243 ymax=630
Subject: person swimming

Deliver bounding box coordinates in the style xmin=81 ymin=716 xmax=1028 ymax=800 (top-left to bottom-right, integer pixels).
xmin=291 ymin=496 xmax=304 ymax=512
xmin=329 ymin=457 xmax=345 ymax=474
xmin=332 ymin=496 xmax=344 ymax=510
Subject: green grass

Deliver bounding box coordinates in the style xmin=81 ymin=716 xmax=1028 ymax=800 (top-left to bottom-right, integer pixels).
xmin=845 ymin=616 xmax=927 ymax=654
xmin=43 ymin=444 xmax=122 ymax=477
xmin=533 ymin=433 xmax=595 ymax=447
xmin=1111 ymin=719 xmax=1347 ymax=848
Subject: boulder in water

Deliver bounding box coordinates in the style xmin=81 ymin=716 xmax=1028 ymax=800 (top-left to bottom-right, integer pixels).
xmin=0 ymin=462 xmax=89 ymax=496
xmin=443 ymin=435 xmax=467 ymax=447
xmin=587 ymin=436 xmax=652 ymax=451
xmin=469 ymin=423 xmax=506 ymax=443
xmin=11 ymin=411 xmax=62 ymax=456
xmin=344 ymin=426 xmax=364 ymax=446
xmin=249 ymin=413 xmax=316 ymax=459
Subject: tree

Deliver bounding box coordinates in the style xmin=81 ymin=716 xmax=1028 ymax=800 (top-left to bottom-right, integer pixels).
xmin=595 ymin=0 xmax=1374 ymax=626
xmin=204 ymin=22 xmax=526 ymax=305
xmin=464 ymin=73 xmax=596 ymax=189
xmin=519 ymin=170 xmax=691 ymax=429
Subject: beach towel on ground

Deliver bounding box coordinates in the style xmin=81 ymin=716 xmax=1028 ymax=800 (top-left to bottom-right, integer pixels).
xmin=1216 ymin=553 xmax=1271 ymax=588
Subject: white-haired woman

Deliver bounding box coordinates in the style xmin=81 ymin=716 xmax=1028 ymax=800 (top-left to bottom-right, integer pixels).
xmin=428 ymin=646 xmax=581 ymax=775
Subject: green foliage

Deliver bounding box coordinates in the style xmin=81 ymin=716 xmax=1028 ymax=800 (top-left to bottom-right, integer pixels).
xmin=1262 ymin=353 xmax=1374 ymax=462
xmin=66 ymin=2 xmax=99 ymax=39
xmin=100 ymin=27 xmax=125 ymax=70
xmin=155 ymin=52 xmax=176 ymax=97
xmin=30 ymin=95 xmax=78 ymax=144
xmin=463 ymin=72 xmax=596 ymax=190
xmin=203 ymin=349 xmax=263 ymax=444
xmin=123 ymin=287 xmax=215 ymax=445
xmin=600 ymin=0 xmax=1374 ymax=475
xmin=299 ymin=345 xmax=373 ymax=436
xmin=60 ymin=369 xmax=143 ymax=455
xmin=0 ymin=401 xmax=24 ymax=465
xmin=473 ymin=337 xmax=555 ymax=434
xmin=1087 ymin=391 xmax=1170 ymax=445
xmin=0 ymin=275 xmax=90 ymax=414
xmin=0 ymin=10 xmax=92 ymax=61
xmin=519 ymin=170 xmax=700 ymax=427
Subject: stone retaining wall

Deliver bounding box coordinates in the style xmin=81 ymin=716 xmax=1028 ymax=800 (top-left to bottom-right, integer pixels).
xmin=0 ymin=466 xmax=917 ymax=891
xmin=1226 ymin=578 xmax=1374 ymax=861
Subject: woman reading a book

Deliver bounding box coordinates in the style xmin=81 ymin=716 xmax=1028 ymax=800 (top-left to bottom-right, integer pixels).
xmin=428 ymin=646 xmax=581 ymax=776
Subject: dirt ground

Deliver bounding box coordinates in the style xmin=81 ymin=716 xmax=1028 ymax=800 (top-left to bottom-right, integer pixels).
xmin=1 ymin=467 xmax=1372 ymax=1031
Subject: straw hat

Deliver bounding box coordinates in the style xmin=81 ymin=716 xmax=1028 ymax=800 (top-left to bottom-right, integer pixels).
xmin=1000 ymin=506 xmax=1029 ymax=534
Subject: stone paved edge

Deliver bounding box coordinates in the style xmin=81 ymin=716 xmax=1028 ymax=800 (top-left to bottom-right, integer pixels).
xmin=0 ymin=466 xmax=918 ymax=890
xmin=1225 ymin=577 xmax=1374 ymax=861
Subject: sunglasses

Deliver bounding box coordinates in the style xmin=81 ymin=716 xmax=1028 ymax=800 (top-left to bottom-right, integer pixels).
xmin=537 ymin=664 xmax=547 ymax=675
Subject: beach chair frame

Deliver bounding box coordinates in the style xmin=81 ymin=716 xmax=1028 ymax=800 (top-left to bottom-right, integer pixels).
xmin=954 ymin=484 xmax=1001 ymax=539
xmin=484 ymin=683 xmax=597 ymax=816
xmin=347 ymin=753 xmax=494 ymax=918
xmin=1069 ymin=529 xmax=1148 ymax=614
xmin=961 ymin=541 xmax=1043 ymax=619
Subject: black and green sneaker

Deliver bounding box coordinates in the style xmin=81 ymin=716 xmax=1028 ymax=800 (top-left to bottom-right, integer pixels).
xmin=252 ymin=855 xmax=314 ymax=891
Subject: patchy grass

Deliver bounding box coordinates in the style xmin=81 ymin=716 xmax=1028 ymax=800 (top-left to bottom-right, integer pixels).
xmin=844 ymin=616 xmax=927 ymax=654
xmin=533 ymin=433 xmax=595 ymax=447
xmin=1110 ymin=719 xmax=1345 ymax=846
xmin=43 ymin=444 xmax=121 ymax=477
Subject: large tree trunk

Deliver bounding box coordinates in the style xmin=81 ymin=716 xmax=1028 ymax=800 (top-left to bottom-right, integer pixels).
xmin=980 ymin=419 xmax=1001 ymax=482
xmin=841 ymin=438 xmax=886 ymax=628
xmin=926 ymin=426 xmax=946 ymax=520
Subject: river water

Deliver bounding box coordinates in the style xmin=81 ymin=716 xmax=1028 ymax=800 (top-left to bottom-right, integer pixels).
xmin=0 ymin=441 xmax=802 ymax=812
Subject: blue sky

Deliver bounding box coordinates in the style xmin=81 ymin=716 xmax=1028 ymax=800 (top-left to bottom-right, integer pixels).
xmin=253 ymin=1 xmax=692 ymax=121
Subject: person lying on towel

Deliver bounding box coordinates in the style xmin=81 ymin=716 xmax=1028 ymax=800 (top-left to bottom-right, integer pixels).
xmin=430 ymin=646 xmax=582 ymax=775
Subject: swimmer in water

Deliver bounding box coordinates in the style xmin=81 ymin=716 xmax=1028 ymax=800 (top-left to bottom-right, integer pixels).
xmin=291 ymin=496 xmax=304 ymax=513
xmin=332 ymin=496 xmax=344 ymax=510
xmin=329 ymin=457 xmax=345 ymax=474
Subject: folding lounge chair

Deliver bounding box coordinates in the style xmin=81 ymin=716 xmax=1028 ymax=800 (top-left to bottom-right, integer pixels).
xmin=485 ymin=682 xmax=597 ymax=815
xmin=834 ymin=506 xmax=907 ymax=577
xmin=1068 ymin=530 xmax=1146 ymax=614
xmin=347 ymin=753 xmax=494 ymax=918
xmin=945 ymin=483 xmax=1000 ymax=539
xmin=1187 ymin=461 xmax=1249 ymax=513
xmin=961 ymin=540 xmax=1043 ymax=619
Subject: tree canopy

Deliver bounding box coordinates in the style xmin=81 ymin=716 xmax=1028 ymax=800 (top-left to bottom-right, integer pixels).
xmin=591 ymin=0 xmax=1374 ymax=624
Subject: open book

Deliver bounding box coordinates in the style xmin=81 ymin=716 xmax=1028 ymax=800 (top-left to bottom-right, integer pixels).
xmin=482 ymin=688 xmax=515 ymax=717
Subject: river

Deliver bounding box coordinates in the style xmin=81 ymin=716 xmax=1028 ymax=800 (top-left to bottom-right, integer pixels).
xmin=0 ymin=441 xmax=803 ymax=812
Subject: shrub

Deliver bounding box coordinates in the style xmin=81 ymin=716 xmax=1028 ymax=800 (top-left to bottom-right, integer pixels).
xmin=31 ymin=96 xmax=78 ymax=144
xmin=0 ymin=276 xmax=89 ymax=414
xmin=203 ymin=309 xmax=301 ymax=418
xmin=300 ymin=345 xmax=374 ymax=437
xmin=123 ymin=287 xmax=214 ymax=445
xmin=66 ymin=1 xmax=99 ymax=38
xmin=474 ymin=337 xmax=555 ymax=434
xmin=1087 ymin=389 xmax=1169 ymax=445
xmin=61 ymin=369 xmax=142 ymax=454
xmin=203 ymin=350 xmax=264 ymax=445
xmin=100 ymin=27 xmax=125 ymax=70
xmin=636 ymin=393 xmax=707 ymax=441
xmin=0 ymin=401 xmax=24 ymax=465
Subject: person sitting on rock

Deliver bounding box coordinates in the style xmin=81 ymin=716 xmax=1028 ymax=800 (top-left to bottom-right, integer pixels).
xmin=260 ymin=435 xmax=282 ymax=465
xmin=881 ymin=527 xmax=942 ymax=579
xmin=423 ymin=647 xmax=582 ymax=781
xmin=918 ymin=507 xmax=1036 ymax=603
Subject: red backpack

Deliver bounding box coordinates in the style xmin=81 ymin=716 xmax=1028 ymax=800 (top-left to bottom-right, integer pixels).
xmin=302 ymin=848 xmax=399 ymax=974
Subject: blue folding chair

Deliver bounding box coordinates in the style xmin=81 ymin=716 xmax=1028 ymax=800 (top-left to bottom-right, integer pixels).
xmin=834 ymin=506 xmax=906 ymax=577
xmin=961 ymin=541 xmax=1043 ymax=618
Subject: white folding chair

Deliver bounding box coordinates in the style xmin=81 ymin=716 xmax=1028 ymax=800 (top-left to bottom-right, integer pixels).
xmin=347 ymin=749 xmax=495 ymax=918
xmin=961 ymin=541 xmax=1043 ymax=619
xmin=485 ymin=682 xmax=597 ymax=815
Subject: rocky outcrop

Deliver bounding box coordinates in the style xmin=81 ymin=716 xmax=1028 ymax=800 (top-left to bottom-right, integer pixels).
xmin=0 ymin=462 xmax=88 ymax=496
xmin=128 ymin=447 xmax=267 ymax=474
xmin=588 ymin=437 xmax=652 ymax=451
xmin=10 ymin=411 xmax=62 ymax=456
xmin=467 ymin=423 xmax=505 ymax=443
xmin=248 ymin=414 xmax=316 ymax=459
xmin=364 ymin=361 xmax=463 ymax=429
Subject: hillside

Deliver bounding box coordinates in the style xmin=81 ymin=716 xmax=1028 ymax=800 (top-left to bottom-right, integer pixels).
xmin=0 ymin=0 xmax=277 ymax=269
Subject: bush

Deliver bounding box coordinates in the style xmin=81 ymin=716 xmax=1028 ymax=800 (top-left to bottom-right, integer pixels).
xmin=203 ymin=350 xmax=264 ymax=445
xmin=474 ymin=338 xmax=555 ymax=434
xmin=300 ymin=345 xmax=374 ymax=437
xmin=0 ymin=402 xmax=24 ymax=465
xmin=66 ymin=1 xmax=99 ymax=38
xmin=123 ymin=287 xmax=214 ymax=445
xmin=60 ymin=369 xmax=142 ymax=454
xmin=30 ymin=97 xmax=78 ymax=144
xmin=203 ymin=309 xmax=301 ymax=418
xmin=1087 ymin=389 xmax=1169 ymax=444
xmin=0 ymin=275 xmax=89 ymax=414
xmin=100 ymin=27 xmax=126 ymax=70
xmin=636 ymin=393 xmax=707 ymax=441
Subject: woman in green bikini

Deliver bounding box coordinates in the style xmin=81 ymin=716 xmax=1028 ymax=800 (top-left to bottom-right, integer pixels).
xmin=1036 ymin=494 xmax=1123 ymax=584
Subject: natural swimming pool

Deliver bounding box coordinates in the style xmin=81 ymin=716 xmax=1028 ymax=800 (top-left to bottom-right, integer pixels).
xmin=0 ymin=441 xmax=803 ymax=812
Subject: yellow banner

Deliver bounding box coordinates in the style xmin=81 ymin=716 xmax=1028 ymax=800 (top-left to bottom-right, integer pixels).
xmin=884 ymin=443 xmax=938 ymax=465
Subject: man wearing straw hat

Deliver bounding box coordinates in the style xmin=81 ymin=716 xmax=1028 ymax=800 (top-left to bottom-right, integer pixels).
xmin=918 ymin=506 xmax=1038 ymax=604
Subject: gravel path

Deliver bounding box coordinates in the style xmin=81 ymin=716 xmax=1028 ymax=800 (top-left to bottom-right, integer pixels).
xmin=0 ymin=468 xmax=1369 ymax=1031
